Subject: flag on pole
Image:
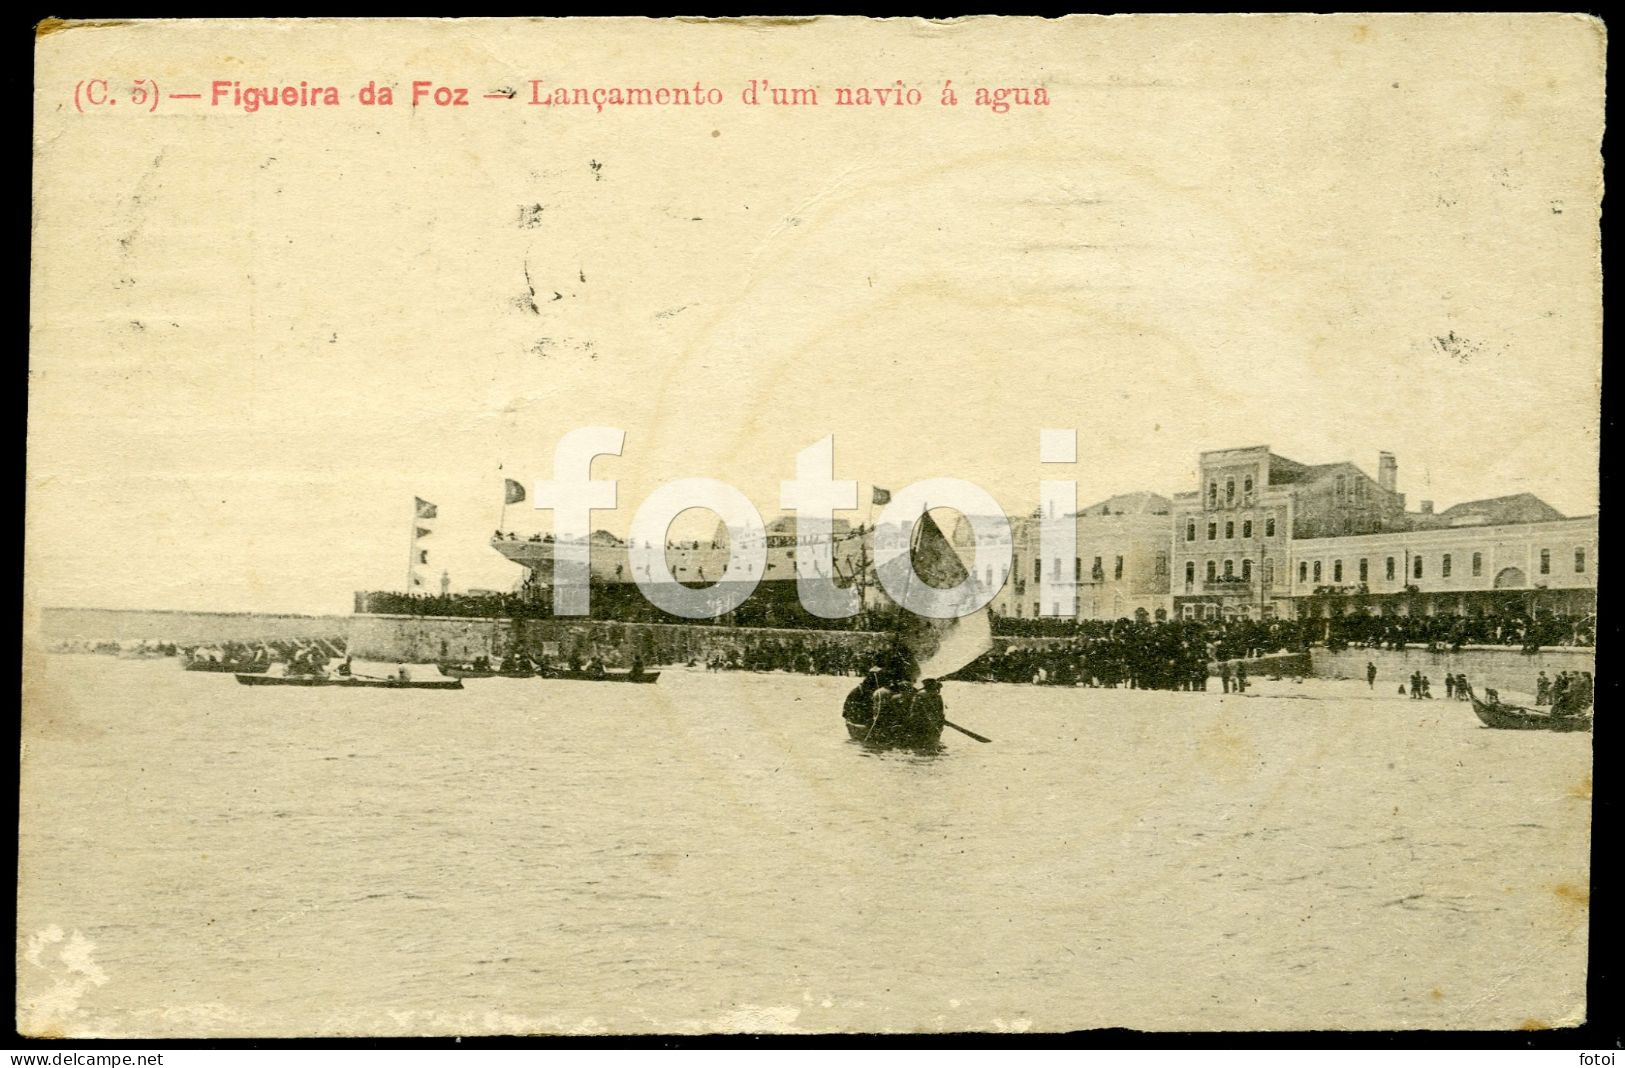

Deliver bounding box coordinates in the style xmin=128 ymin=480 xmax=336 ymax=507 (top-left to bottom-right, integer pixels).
xmin=504 ymin=479 xmax=527 ymax=505
xmin=871 ymin=487 xmax=892 ymax=506
xmin=415 ymin=497 xmax=438 ymax=520
xmin=415 ymin=526 xmax=433 ymax=540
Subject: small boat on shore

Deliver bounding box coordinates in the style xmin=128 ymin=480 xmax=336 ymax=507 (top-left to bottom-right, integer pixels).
xmin=1467 ymin=688 xmax=1591 ymax=732
xmin=539 ymin=668 xmax=660 ymax=684
xmin=235 ymin=673 xmax=463 ymax=690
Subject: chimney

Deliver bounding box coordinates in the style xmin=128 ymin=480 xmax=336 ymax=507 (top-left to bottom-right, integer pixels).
xmin=1420 ymin=500 xmax=1433 ymax=515
xmin=1378 ymin=451 xmax=1397 ymax=493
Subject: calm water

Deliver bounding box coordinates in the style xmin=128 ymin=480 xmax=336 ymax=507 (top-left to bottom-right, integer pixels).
xmin=18 ymin=657 xmax=1592 ymax=1036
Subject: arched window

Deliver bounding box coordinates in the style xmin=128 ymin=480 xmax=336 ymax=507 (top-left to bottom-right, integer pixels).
xmin=1333 ymin=560 xmax=1343 ymax=582
xmin=1242 ymin=559 xmax=1253 ymax=581
xmin=1223 ymin=559 xmax=1234 ymax=579
xmin=1313 ymin=560 xmax=1322 ymax=582
xmin=1186 ymin=520 xmax=1195 ymax=541
xmin=1185 ymin=561 xmax=1195 ymax=586
xmin=1226 ymin=479 xmax=1236 ymax=506
xmin=1299 ymin=561 xmax=1308 ymax=582
xmin=1225 ymin=521 xmax=1234 ymax=539
xmin=1206 ymin=560 xmax=1217 ymax=582
xmin=1265 ymin=516 xmax=1276 ymax=537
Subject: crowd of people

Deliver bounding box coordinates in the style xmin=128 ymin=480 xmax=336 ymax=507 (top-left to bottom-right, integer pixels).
xmin=1321 ymin=611 xmax=1595 ymax=653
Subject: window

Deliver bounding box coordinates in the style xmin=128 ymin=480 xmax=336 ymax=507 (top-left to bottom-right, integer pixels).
xmin=1207 ymin=522 xmax=1217 ymax=541
xmin=1265 ymin=516 xmax=1276 ymax=537
xmin=1472 ymin=552 xmax=1482 ymax=576
xmin=1243 ymin=519 xmax=1253 ymax=539
xmin=985 ymin=565 xmax=994 ymax=588
xmin=1206 ymin=561 xmax=1217 ymax=582
xmin=1333 ymin=560 xmax=1343 ymax=582
xmin=1185 ymin=562 xmax=1195 ymax=586
xmin=1053 ymin=558 xmax=1061 ymax=581
xmin=1576 ymin=548 xmax=1586 ymax=573
xmin=1442 ymin=553 xmax=1452 ymax=578
xmin=1114 ymin=556 xmax=1124 ymax=579
xmin=1359 ymin=558 xmax=1369 ymax=583
xmin=1092 ymin=556 xmax=1104 ymax=579
xmin=1243 ymin=476 xmax=1254 ymax=499
xmin=1540 ymin=549 xmax=1550 ymax=575
xmin=1223 ymin=560 xmax=1234 ymax=579
xmin=1034 ymin=557 xmax=1041 ymax=582
xmin=1299 ymin=561 xmax=1308 ymax=582
xmin=1074 ymin=557 xmax=1081 ymax=581
xmin=1225 ymin=521 xmax=1234 ymax=539
xmin=1186 ymin=521 xmax=1195 ymax=542
xmin=1014 ymin=602 xmax=1022 ymax=617
xmin=1242 ymin=559 xmax=1253 ymax=581
xmin=1032 ymin=602 xmax=1039 ymax=618
xmin=1208 ymin=481 xmax=1218 ymax=508
xmin=1386 ymin=557 xmax=1396 ymax=581
xmin=1226 ymin=479 xmax=1235 ymax=506
xmin=1335 ymin=475 xmax=1346 ymax=499
xmin=1155 ymin=552 xmax=1168 ymax=576
xmin=1313 ymin=561 xmax=1322 ymax=582
xmin=1413 ymin=556 xmax=1423 ymax=579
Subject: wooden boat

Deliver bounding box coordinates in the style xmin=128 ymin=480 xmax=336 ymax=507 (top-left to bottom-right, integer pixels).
xmin=844 ymin=714 xmax=943 ymax=750
xmin=439 ymin=666 xmax=536 ymax=679
xmin=1467 ymin=688 xmax=1590 ymax=732
xmin=235 ymin=673 xmax=463 ymax=690
xmin=539 ymin=668 xmax=660 ymax=684
xmin=186 ymin=660 xmax=268 ymax=674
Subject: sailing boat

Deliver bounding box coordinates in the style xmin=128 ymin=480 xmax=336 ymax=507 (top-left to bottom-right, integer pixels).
xmin=843 ymin=508 xmax=994 ymax=748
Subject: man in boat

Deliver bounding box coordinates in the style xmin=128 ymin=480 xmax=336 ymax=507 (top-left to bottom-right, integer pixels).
xmin=587 ymin=656 xmax=607 ymax=679
xmin=911 ymin=678 xmax=946 ymax=734
xmin=630 ymin=654 xmax=646 ymax=680
xmin=337 ymin=656 xmax=352 ymax=677
xmin=395 ymin=664 xmax=410 ymax=683
xmin=844 ymin=668 xmax=883 ymax=725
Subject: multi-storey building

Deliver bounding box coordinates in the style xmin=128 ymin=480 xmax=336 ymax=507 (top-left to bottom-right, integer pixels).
xmin=953 ymin=493 xmax=1174 ymax=622
xmin=1170 ymin=446 xmax=1404 ymax=620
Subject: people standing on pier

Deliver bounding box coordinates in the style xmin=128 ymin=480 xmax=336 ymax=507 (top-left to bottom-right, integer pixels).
xmin=1420 ymin=675 xmax=1432 ymax=699
xmin=1444 ymin=674 xmax=1455 ymax=700
xmin=1219 ymin=661 xmax=1233 ymax=694
xmin=1536 ymin=672 xmax=1551 ymax=705
xmin=1366 ymin=661 xmax=1377 ymax=689
xmin=1409 ymin=671 xmax=1422 ymax=699
xmin=1234 ymin=661 xmax=1248 ymax=694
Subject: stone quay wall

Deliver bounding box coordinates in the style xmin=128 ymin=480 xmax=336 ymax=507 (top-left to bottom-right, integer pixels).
xmin=39 ymin=607 xmax=351 ymax=646
xmin=348 ymin=614 xmax=894 ymax=667
xmin=1310 ymin=645 xmax=1596 ymax=697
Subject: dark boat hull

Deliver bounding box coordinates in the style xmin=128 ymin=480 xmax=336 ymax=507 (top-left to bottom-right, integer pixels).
xmin=1469 ymin=694 xmax=1590 ymax=732
xmin=235 ymin=674 xmax=463 ymax=690
xmin=540 ymin=669 xmax=660 ymax=684
xmin=845 ymin=716 xmax=944 ymax=750
xmin=440 ymin=667 xmax=536 ymax=679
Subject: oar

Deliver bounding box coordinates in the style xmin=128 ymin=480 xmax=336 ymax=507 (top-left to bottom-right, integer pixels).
xmin=943 ymin=719 xmax=991 ymax=744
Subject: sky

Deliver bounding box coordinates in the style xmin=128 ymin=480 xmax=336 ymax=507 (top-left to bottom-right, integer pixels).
xmin=27 ymin=16 xmax=1604 ymax=615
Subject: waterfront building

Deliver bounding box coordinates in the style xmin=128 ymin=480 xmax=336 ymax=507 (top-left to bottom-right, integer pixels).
xmin=1170 ymin=445 xmax=1403 ymax=621
xmin=952 ymin=493 xmax=1174 ymax=622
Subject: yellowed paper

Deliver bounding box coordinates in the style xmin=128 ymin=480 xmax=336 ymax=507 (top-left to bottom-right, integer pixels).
xmin=24 ymin=15 xmax=1601 ymax=1037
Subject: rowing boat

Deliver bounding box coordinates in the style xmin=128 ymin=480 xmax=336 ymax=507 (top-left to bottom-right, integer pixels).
xmin=539 ymin=668 xmax=660 ymax=684
xmin=235 ymin=673 xmax=463 ymax=690
xmin=1467 ymin=688 xmax=1590 ymax=732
